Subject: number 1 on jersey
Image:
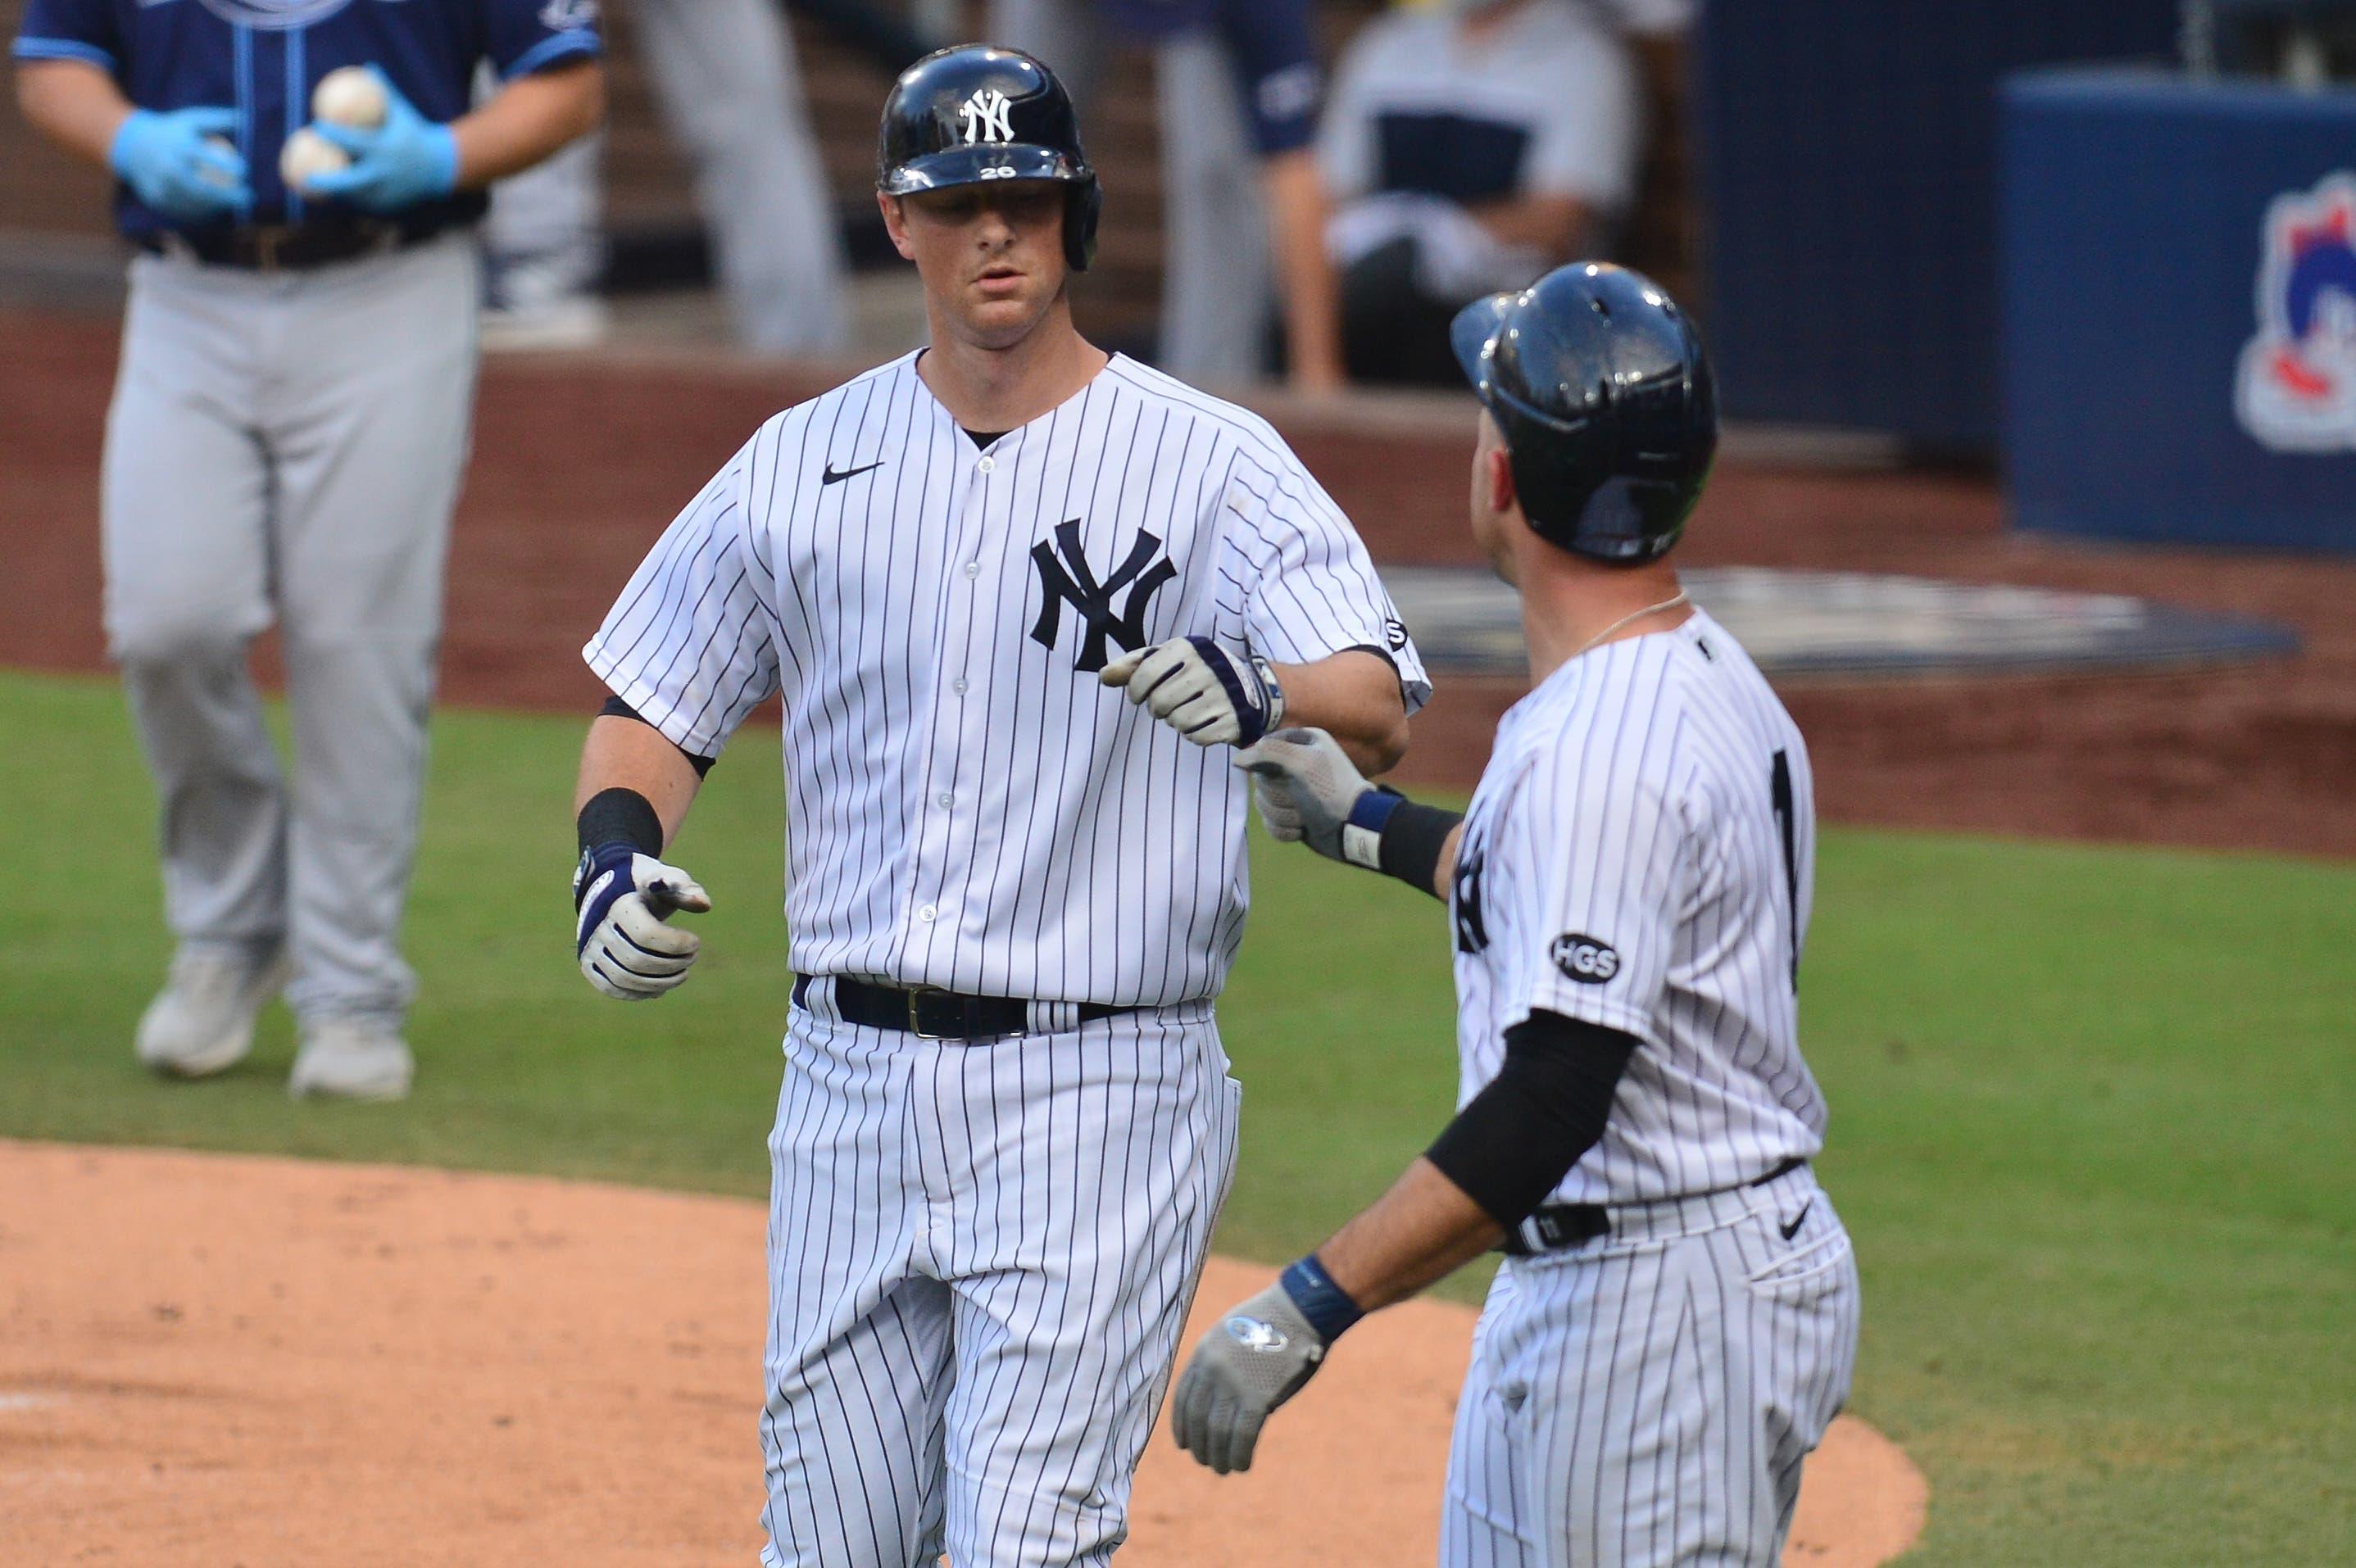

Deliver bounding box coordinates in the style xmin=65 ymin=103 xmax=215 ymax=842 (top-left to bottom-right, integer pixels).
xmin=1770 ymin=749 xmax=1798 ymax=990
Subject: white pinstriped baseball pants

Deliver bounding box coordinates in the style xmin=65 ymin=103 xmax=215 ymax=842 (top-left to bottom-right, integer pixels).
xmin=1441 ymin=1166 xmax=1861 ymax=1568
xmin=757 ymin=986 xmax=1239 ymax=1567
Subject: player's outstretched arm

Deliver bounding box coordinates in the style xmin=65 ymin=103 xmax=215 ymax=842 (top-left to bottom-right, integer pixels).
xmin=1100 ymin=644 xmax=1406 ymax=772
xmin=1172 ymin=1012 xmax=1635 ymax=1474
xmin=571 ymin=713 xmax=710 ymax=1002
xmin=1234 ymin=727 xmax=1464 ymax=900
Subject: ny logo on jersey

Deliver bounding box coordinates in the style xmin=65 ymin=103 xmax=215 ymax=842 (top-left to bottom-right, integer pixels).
xmin=1029 ymin=520 xmax=1178 ymax=673
xmin=959 ymin=88 xmax=1016 ymax=146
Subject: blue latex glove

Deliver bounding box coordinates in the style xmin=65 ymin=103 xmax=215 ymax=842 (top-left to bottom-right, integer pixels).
xmin=304 ymin=69 xmax=459 ymax=214
xmin=108 ymin=106 xmax=252 ymax=220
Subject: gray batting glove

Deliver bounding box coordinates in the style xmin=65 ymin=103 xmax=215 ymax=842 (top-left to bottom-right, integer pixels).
xmin=1169 ymin=1280 xmax=1328 ymax=1475
xmin=1233 ymin=727 xmax=1382 ymax=866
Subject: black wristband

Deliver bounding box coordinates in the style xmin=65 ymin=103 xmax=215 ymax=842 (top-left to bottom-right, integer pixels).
xmin=576 ymin=786 xmax=665 ymax=858
xmin=1378 ymin=801 xmax=1464 ymax=900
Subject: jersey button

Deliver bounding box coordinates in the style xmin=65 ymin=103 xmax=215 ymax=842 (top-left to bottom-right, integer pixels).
xmin=916 ymin=904 xmax=937 ymax=922
xmin=964 ymin=561 xmax=980 ymax=578
xmin=952 ymin=678 xmax=969 ymax=695
xmin=978 ymin=455 xmax=996 ymax=474
xmin=937 ymin=791 xmax=955 ymax=809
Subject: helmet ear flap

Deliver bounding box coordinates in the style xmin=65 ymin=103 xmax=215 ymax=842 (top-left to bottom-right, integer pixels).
xmin=1064 ymin=179 xmax=1101 ymax=273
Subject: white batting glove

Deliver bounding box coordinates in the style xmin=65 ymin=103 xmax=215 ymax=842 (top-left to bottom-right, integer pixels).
xmin=572 ymin=843 xmax=712 ymax=1001
xmin=1101 ymin=636 xmax=1284 ymax=747
xmin=1234 ymin=727 xmax=1389 ymax=867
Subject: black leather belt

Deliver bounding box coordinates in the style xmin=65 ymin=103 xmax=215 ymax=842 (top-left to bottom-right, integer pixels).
xmin=792 ymin=974 xmax=1137 ymax=1040
xmin=1503 ymin=1156 xmax=1809 ymax=1257
xmin=139 ymin=220 xmax=450 ymax=273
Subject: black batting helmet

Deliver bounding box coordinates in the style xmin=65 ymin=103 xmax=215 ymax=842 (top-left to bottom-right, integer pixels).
xmin=1450 ymin=263 xmax=1717 ymax=563
xmin=877 ymin=44 xmax=1101 ymax=274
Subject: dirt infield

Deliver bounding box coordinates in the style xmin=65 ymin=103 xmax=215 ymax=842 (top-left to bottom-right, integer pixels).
xmin=5 ymin=308 xmax=2351 ymax=857
xmin=0 ymin=1140 xmax=1927 ymax=1566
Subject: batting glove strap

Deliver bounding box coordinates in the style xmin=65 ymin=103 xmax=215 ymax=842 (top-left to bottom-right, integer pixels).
xmin=1341 ymin=786 xmax=1406 ymax=871
xmin=1178 ymin=637 xmax=1280 ymax=747
xmin=573 ymin=841 xmax=643 ymax=948
xmin=1278 ymin=1253 xmax=1365 ymax=1342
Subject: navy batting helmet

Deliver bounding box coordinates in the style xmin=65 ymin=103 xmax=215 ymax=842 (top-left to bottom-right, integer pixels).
xmin=877 ymin=44 xmax=1101 ymax=274
xmin=1450 ymin=263 xmax=1717 ymax=563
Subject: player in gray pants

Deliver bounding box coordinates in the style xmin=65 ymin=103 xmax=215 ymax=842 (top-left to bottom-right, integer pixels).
xmin=15 ymin=0 xmax=606 ymax=1098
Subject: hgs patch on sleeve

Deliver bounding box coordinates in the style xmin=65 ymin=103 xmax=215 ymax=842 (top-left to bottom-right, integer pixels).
xmin=1550 ymin=932 xmax=1619 ymax=984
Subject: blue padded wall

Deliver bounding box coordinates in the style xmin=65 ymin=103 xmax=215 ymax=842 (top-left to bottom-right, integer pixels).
xmin=1694 ymin=0 xmax=2179 ymax=448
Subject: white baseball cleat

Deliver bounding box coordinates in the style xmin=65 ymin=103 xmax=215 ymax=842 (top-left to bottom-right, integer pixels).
xmin=288 ymin=1018 xmax=415 ymax=1102
xmin=134 ymin=945 xmax=290 ymax=1079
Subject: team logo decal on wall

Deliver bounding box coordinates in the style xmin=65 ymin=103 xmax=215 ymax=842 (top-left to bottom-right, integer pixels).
xmin=959 ymin=88 xmax=1016 ymax=146
xmin=2236 ymin=172 xmax=2356 ymax=451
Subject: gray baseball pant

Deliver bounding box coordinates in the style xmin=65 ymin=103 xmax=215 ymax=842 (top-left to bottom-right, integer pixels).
xmin=101 ymin=232 xmax=480 ymax=1029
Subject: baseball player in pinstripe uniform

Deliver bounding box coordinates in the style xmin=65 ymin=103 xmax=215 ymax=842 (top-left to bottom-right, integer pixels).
xmin=567 ymin=44 xmax=1426 ymax=1567
xmin=1172 ymin=264 xmax=1860 ymax=1567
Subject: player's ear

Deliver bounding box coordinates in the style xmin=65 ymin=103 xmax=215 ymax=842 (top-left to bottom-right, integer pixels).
xmin=878 ymin=193 xmax=915 ymax=261
xmin=1486 ymin=444 xmax=1518 ymax=516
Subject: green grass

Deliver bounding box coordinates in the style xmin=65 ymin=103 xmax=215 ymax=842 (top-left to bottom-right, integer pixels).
xmin=4 ymin=668 xmax=2351 ymax=1563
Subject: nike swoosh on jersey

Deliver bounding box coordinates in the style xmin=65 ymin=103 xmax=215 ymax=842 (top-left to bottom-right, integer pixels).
xmin=821 ymin=460 xmax=886 ymax=486
xmin=1779 ymin=1201 xmax=1813 ymax=1240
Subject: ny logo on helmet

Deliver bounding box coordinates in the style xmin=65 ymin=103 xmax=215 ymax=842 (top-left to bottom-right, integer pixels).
xmin=959 ymin=88 xmax=1016 ymax=146
xmin=1030 ymin=520 xmax=1177 ymax=673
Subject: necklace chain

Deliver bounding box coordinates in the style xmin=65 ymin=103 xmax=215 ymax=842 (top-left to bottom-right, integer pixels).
xmin=1573 ymin=590 xmax=1691 ymax=660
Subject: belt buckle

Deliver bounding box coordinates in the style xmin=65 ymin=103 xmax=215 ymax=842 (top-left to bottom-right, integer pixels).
xmin=905 ymin=986 xmax=951 ymax=1040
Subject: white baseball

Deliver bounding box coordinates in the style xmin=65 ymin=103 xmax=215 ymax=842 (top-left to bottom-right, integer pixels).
xmin=279 ymin=127 xmax=352 ymax=192
xmin=312 ymin=66 xmax=388 ymax=129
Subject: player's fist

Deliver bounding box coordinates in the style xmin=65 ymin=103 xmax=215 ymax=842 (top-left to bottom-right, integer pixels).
xmin=572 ymin=842 xmax=712 ymax=1001
xmin=1170 ymin=1280 xmax=1328 ymax=1475
xmin=1100 ymin=636 xmax=1283 ymax=747
xmin=1235 ymin=727 xmax=1391 ymax=868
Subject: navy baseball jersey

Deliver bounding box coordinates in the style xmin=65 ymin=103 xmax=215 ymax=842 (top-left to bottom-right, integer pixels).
xmin=12 ymin=0 xmax=603 ymax=237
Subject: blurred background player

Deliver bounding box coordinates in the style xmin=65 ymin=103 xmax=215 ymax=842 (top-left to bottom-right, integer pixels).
xmin=991 ymin=0 xmax=1348 ymax=390
xmin=482 ymin=0 xmax=847 ymax=354
xmin=11 ymin=1 xmax=605 ymax=1097
xmin=1321 ymin=0 xmax=1689 ymax=383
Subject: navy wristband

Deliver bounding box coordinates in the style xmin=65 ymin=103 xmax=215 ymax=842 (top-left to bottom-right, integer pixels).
xmin=1279 ymin=1253 xmax=1365 ymax=1344
xmin=1339 ymin=786 xmax=1406 ymax=870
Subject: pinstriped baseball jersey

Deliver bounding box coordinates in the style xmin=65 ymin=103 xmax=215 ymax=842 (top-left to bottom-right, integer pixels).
xmin=585 ymin=350 xmax=1428 ymax=1006
xmin=1450 ymin=606 xmax=1824 ymax=1204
